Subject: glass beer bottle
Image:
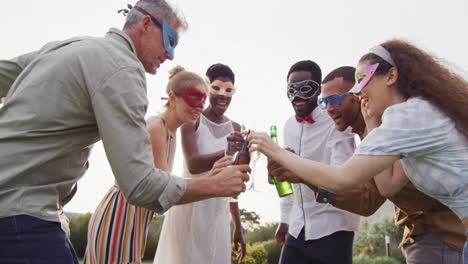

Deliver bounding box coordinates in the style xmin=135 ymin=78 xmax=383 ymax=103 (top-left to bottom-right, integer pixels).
xmin=234 ymin=131 xmax=251 ymax=166
xmin=269 ymin=125 xmax=293 ymax=197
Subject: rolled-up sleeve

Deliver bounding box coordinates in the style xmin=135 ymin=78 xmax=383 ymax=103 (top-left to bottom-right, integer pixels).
xmin=333 ymin=179 xmax=387 ymax=217
xmin=0 ymin=51 xmax=38 ymax=98
xmin=91 ymin=67 xmax=186 ymax=213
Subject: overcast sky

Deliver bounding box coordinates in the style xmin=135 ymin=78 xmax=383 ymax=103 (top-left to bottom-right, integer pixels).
xmin=1 ymin=0 xmax=467 ymax=223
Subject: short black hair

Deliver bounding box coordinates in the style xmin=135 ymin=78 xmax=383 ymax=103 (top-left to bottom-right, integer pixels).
xmin=323 ymin=66 xmax=356 ymax=84
xmin=206 ymin=63 xmax=235 ymax=84
xmin=287 ymin=60 xmax=322 ymax=84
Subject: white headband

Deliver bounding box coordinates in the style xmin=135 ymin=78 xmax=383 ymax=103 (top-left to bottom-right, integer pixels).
xmin=369 ymin=45 xmax=396 ymax=66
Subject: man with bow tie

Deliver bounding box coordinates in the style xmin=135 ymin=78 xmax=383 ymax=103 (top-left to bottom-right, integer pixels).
xmin=269 ymin=60 xmax=360 ymax=264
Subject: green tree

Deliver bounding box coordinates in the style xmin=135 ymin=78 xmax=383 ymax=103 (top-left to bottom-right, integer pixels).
xmin=69 ymin=213 xmax=92 ymax=258
xmin=240 ymin=209 xmax=261 ymax=231
xmin=353 ymin=216 xmax=405 ymax=263
xmin=353 ymin=254 xmax=401 ymax=264
xmin=244 ymin=223 xmax=276 ymax=244
xmin=260 ymin=239 xmax=281 ymax=264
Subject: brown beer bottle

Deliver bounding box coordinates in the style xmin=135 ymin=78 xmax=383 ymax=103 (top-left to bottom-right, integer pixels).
xmin=234 ymin=131 xmax=251 ymax=166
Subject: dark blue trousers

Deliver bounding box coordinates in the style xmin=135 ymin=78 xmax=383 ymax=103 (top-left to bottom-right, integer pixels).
xmin=463 ymin=229 xmax=467 ymax=264
xmin=0 ymin=215 xmax=79 ymax=264
xmin=279 ymin=229 xmax=354 ymax=264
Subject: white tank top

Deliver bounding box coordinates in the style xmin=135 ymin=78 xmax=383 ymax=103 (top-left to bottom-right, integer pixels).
xmin=154 ymin=114 xmax=235 ymax=264
xmin=182 ymin=114 xmax=234 ymax=178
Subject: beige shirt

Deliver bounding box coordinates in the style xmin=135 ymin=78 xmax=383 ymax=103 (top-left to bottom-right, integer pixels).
xmin=0 ymin=28 xmax=186 ymax=225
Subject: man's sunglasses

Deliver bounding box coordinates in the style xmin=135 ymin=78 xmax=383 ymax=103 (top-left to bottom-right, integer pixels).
xmin=318 ymin=92 xmax=352 ymax=109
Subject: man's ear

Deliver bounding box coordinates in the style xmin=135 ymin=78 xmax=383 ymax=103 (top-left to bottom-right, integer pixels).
xmin=141 ymin=15 xmax=152 ymax=31
xmin=386 ymin=67 xmax=398 ymax=86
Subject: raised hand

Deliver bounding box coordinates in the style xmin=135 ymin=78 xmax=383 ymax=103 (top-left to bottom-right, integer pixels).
xmin=247 ymin=132 xmax=282 ymax=159
xmin=275 ymin=223 xmax=289 ymax=247
xmin=233 ymin=228 xmax=246 ymax=262
xmin=226 ymin=131 xmax=245 ymax=155
xmin=360 ymin=97 xmax=382 ymax=131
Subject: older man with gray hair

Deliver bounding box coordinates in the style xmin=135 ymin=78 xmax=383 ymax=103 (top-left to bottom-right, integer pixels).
xmin=0 ymin=0 xmax=250 ymax=263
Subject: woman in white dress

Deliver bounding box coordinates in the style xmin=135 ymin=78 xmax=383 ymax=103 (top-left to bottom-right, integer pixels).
xmin=154 ymin=63 xmax=246 ymax=264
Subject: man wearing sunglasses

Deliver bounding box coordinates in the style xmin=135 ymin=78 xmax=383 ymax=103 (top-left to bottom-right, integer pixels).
xmin=0 ymin=0 xmax=250 ymax=263
xmin=282 ymin=66 xmax=466 ymax=263
xmin=270 ymin=60 xmax=359 ymax=264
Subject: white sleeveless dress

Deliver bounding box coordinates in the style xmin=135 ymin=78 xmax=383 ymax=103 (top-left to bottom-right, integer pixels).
xmin=154 ymin=115 xmax=234 ymax=264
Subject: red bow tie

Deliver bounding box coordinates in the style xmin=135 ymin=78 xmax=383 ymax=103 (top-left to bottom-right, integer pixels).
xmin=295 ymin=115 xmax=315 ymax=124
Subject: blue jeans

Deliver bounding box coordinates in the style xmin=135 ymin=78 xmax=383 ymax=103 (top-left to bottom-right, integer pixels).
xmin=0 ymin=215 xmax=79 ymax=264
xmin=464 ymin=229 xmax=467 ymax=264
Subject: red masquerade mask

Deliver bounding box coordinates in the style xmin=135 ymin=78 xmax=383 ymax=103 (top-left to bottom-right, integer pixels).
xmin=176 ymin=88 xmax=207 ymax=108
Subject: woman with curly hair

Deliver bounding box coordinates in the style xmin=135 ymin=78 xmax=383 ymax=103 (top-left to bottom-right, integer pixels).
xmin=249 ymin=40 xmax=468 ymax=261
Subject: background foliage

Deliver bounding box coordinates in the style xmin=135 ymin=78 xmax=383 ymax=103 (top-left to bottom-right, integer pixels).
xmin=69 ymin=210 xmax=404 ymax=263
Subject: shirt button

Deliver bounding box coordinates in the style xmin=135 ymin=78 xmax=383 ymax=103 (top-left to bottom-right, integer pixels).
xmin=323 ymin=197 xmax=328 ymax=202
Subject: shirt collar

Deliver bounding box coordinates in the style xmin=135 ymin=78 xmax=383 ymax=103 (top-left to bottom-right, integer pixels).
xmin=106 ymin=28 xmax=137 ymax=55
xmin=294 ymin=107 xmax=327 ymax=125
xmin=311 ymin=107 xmax=322 ymax=121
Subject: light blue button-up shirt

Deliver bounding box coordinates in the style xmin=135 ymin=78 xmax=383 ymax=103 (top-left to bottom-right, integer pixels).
xmin=356 ymin=97 xmax=468 ymax=220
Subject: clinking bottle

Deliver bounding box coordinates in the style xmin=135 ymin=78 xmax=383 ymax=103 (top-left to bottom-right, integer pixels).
xmin=269 ymin=125 xmax=293 ymax=197
xmin=234 ymin=131 xmax=251 ymax=166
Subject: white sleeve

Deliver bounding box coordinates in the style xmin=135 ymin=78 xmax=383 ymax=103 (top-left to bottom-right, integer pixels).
xmin=279 ymin=194 xmax=294 ymax=224
xmin=327 ymin=128 xmax=355 ymax=166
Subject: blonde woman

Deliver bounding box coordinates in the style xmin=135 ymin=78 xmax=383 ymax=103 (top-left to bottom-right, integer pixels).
xmin=154 ymin=63 xmax=246 ymax=264
xmin=85 ymin=66 xmax=210 ymax=264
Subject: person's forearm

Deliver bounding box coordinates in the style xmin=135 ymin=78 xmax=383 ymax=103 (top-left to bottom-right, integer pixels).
xmin=186 ymin=150 xmax=225 ymax=174
xmin=374 ymin=160 xmax=408 ymax=197
xmin=272 ymin=149 xmax=349 ymax=192
xmin=332 ymin=179 xmax=387 ymax=217
xmin=176 ymin=177 xmax=218 ymax=204
xmin=272 ymin=149 xmax=399 ymax=193
xmin=230 ymin=202 xmax=242 ymax=231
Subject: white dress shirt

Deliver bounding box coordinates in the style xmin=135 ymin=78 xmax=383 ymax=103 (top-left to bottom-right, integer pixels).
xmin=280 ymin=108 xmax=360 ymax=240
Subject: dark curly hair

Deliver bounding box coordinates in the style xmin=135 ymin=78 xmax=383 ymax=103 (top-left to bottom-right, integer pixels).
xmin=360 ymin=39 xmax=468 ymax=139
xmin=206 ymin=63 xmax=235 ymax=84
xmin=287 ymin=60 xmax=322 ymax=84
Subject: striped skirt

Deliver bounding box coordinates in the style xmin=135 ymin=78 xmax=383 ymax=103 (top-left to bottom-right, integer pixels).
xmin=84 ymin=186 xmax=154 ymax=264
